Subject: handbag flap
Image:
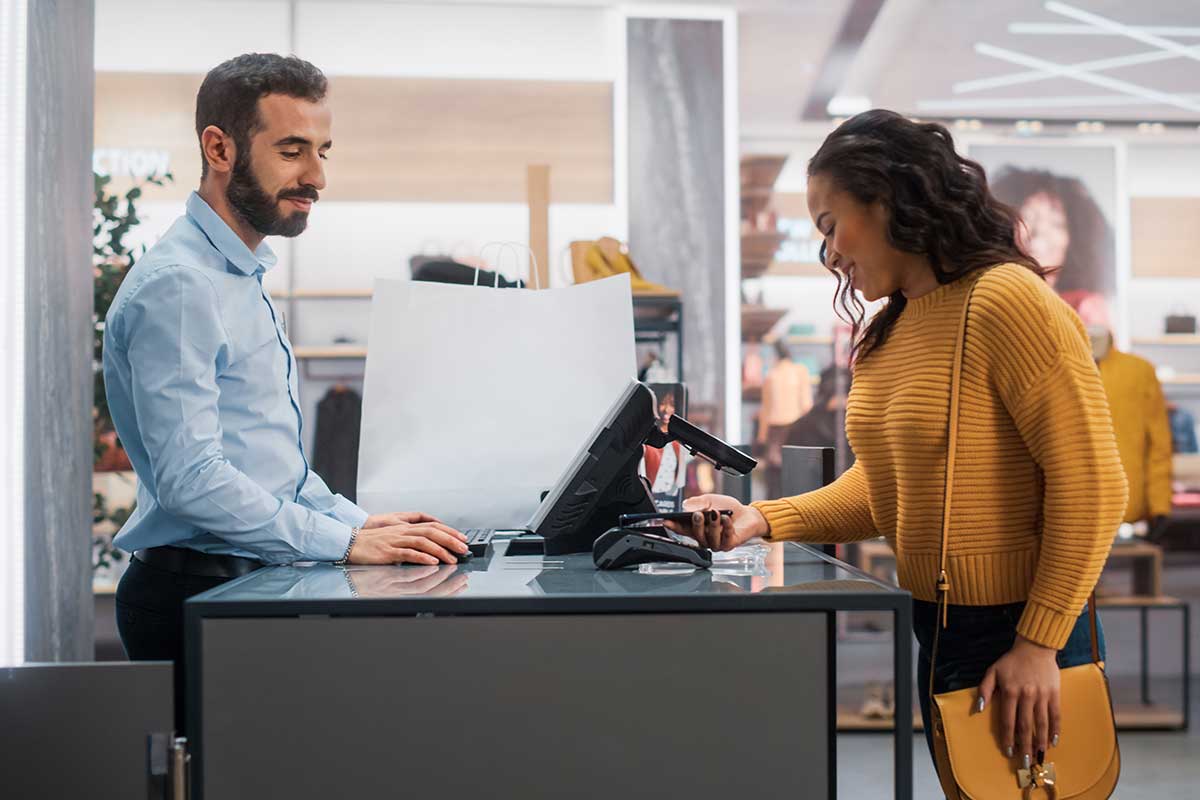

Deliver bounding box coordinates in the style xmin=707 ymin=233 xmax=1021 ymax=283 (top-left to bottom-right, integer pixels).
xmin=934 ymin=663 xmax=1119 ymax=799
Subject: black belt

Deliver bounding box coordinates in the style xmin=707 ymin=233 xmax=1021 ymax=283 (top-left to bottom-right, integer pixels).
xmin=134 ymin=545 xmax=265 ymax=579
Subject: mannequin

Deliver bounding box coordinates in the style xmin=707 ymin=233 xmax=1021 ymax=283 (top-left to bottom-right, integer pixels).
xmin=1087 ymin=324 xmax=1171 ymax=539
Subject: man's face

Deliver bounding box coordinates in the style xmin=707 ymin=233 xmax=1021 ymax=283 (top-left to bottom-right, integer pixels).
xmin=226 ymin=93 xmax=332 ymax=238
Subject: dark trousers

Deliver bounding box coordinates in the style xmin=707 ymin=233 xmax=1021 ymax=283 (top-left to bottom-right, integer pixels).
xmin=115 ymin=556 xmax=233 ymax=735
xmin=913 ymin=599 xmax=1105 ymax=765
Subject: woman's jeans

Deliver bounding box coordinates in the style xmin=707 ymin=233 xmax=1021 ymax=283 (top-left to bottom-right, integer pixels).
xmin=912 ymin=599 xmax=1106 ymax=763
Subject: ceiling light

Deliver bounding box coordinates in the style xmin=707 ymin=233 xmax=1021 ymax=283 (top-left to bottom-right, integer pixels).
xmin=1015 ymin=119 xmax=1044 ymax=134
xmin=826 ymin=95 xmax=872 ymax=116
xmin=1075 ymin=120 xmax=1104 ymax=133
xmin=1137 ymin=122 xmax=1166 ymax=134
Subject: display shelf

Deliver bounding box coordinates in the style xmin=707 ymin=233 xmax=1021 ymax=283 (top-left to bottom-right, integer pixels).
xmin=273 ymin=288 xmax=373 ymax=300
xmin=741 ymin=305 xmax=788 ymax=342
xmin=784 ymin=335 xmax=833 ymax=345
xmin=837 ymin=706 xmax=923 ymax=732
xmin=741 ymin=231 xmax=787 ymax=280
xmin=292 ymin=346 xmax=368 ymax=360
xmin=1112 ymin=704 xmax=1186 ymax=730
xmin=1132 ymin=335 xmax=1200 ymax=346
xmin=1096 ymin=595 xmax=1183 ymax=608
xmin=739 ymin=154 xmax=788 ymax=190
xmin=740 ymin=186 xmax=773 ymax=220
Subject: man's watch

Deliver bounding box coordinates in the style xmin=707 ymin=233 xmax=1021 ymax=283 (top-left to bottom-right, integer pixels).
xmin=335 ymin=526 xmax=360 ymax=565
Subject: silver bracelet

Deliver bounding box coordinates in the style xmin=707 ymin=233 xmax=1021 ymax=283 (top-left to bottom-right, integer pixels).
xmin=335 ymin=526 xmax=360 ymax=565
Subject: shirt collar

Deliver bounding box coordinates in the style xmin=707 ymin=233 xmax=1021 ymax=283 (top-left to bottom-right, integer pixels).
xmin=186 ymin=191 xmax=278 ymax=276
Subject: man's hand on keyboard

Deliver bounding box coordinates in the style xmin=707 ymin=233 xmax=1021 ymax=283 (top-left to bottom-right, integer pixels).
xmin=348 ymin=517 xmax=469 ymax=566
xmin=364 ymin=511 xmax=444 ymax=528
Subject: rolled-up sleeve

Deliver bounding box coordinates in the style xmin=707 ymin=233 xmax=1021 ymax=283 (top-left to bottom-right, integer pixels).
xmin=120 ymin=266 xmax=353 ymax=563
xmin=298 ymin=469 xmax=369 ymax=528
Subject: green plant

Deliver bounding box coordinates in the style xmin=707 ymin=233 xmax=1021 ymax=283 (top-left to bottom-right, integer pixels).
xmin=92 ymin=170 xmax=172 ymax=571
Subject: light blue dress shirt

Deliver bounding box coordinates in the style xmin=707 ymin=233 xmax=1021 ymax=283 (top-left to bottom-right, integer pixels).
xmin=104 ymin=192 xmax=367 ymax=564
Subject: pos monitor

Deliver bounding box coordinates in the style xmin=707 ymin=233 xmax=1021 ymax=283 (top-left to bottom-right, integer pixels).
xmin=528 ymin=381 xmax=756 ymax=555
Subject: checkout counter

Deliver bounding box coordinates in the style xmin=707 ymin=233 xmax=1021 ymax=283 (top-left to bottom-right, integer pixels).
xmin=185 ymin=538 xmax=913 ymax=799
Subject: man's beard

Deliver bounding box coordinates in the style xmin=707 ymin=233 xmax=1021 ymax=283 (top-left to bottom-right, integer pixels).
xmin=225 ymin=153 xmax=318 ymax=238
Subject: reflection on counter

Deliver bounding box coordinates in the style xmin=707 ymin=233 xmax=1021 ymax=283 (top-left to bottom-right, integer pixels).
xmin=196 ymin=540 xmax=893 ymax=604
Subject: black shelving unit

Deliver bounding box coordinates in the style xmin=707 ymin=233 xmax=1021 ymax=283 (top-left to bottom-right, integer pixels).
xmin=633 ymin=295 xmax=684 ymax=381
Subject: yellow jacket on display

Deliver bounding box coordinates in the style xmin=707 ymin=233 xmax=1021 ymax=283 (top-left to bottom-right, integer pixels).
xmin=752 ymin=265 xmax=1128 ymax=650
xmin=1097 ymin=347 xmax=1173 ymax=523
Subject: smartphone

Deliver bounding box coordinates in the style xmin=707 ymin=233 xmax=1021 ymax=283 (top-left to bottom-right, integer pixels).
xmin=618 ymin=510 xmax=733 ymax=526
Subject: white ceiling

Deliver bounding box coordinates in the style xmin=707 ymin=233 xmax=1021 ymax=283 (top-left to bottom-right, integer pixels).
xmin=177 ymin=1 xmax=1200 ymax=129
xmin=735 ymin=0 xmax=1200 ymax=129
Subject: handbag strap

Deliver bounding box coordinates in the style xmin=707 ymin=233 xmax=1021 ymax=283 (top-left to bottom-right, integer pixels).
xmin=929 ymin=272 xmax=1100 ymax=701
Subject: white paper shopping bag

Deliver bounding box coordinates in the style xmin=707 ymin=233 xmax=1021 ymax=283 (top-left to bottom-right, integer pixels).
xmin=356 ymin=274 xmax=636 ymax=529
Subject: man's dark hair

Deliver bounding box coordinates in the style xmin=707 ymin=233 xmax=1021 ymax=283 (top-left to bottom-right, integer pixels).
xmin=195 ymin=53 xmax=328 ymax=177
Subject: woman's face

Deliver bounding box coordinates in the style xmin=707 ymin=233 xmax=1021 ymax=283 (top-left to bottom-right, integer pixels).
xmin=806 ymin=173 xmax=903 ymax=302
xmin=1017 ymin=191 xmax=1070 ymax=282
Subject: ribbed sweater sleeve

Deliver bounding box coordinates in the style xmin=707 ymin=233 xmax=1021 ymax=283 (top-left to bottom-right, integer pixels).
xmin=973 ymin=269 xmax=1128 ymax=649
xmin=751 ymin=460 xmax=878 ymax=543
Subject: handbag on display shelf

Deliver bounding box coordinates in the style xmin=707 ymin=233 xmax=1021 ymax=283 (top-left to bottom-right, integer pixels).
xmin=928 ymin=274 xmax=1120 ymax=800
xmin=1164 ymin=309 xmax=1196 ymax=335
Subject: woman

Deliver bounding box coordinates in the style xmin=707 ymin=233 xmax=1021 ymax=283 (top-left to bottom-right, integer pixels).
xmin=672 ymin=110 xmax=1126 ymax=776
xmin=990 ymin=166 xmax=1116 ymax=298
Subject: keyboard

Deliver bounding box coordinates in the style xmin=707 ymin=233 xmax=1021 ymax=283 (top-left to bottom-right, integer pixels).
xmin=463 ymin=529 xmax=498 ymax=558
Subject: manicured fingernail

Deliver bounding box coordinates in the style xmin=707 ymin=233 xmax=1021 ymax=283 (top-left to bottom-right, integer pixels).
xmin=976 ymin=697 xmax=985 ymax=713
xmin=1006 ymin=746 xmax=1013 ymax=758
xmin=1052 ymin=734 xmax=1060 ymax=748
xmin=1023 ymin=754 xmax=1031 ymax=769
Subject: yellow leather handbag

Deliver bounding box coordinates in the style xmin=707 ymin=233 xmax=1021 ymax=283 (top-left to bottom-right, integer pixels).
xmin=928 ymin=274 xmax=1120 ymax=800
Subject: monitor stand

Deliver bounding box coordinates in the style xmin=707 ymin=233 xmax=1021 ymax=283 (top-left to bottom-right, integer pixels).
xmin=506 ymin=449 xmax=656 ymax=558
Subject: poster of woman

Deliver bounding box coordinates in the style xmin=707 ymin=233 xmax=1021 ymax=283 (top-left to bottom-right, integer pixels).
xmin=967 ymin=141 xmax=1125 ymax=335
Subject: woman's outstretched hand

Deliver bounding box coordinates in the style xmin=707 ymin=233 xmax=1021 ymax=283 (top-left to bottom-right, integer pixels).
xmin=663 ymin=494 xmax=769 ymax=551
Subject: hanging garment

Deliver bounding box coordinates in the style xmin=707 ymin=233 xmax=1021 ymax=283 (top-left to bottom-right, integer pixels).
xmin=312 ymin=387 xmax=364 ymax=503
xmin=1169 ymin=406 xmax=1199 ymax=454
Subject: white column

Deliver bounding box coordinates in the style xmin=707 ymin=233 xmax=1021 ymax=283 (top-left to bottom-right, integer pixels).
xmin=0 ymin=0 xmax=27 ymax=666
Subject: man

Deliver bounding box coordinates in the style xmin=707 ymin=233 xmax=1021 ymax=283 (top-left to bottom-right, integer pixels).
xmin=103 ymin=54 xmax=468 ymax=732
xmin=757 ymin=340 xmax=813 ymax=499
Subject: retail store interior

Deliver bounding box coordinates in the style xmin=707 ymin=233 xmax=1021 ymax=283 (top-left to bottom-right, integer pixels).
xmin=4 ymin=0 xmax=1200 ymax=797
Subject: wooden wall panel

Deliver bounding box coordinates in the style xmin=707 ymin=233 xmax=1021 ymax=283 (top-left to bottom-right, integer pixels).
xmin=1131 ymin=197 xmax=1200 ymax=278
xmin=94 ymin=72 xmax=612 ymax=204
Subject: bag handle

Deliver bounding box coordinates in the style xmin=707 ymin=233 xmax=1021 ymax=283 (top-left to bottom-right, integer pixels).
xmin=476 ymin=241 xmax=542 ymax=290
xmin=930 ymin=271 xmax=1099 ymax=700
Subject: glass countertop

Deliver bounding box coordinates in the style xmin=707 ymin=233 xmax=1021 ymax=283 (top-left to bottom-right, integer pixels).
xmin=190 ymin=540 xmax=905 ymax=608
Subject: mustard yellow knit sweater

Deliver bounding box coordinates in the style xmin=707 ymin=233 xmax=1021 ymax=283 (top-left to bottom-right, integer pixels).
xmin=753 ymin=264 xmax=1127 ymax=649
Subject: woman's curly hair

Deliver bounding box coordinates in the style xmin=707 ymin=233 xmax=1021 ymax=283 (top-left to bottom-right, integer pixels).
xmin=808 ymin=110 xmax=1048 ymax=360
xmin=990 ymin=166 xmax=1115 ymax=296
